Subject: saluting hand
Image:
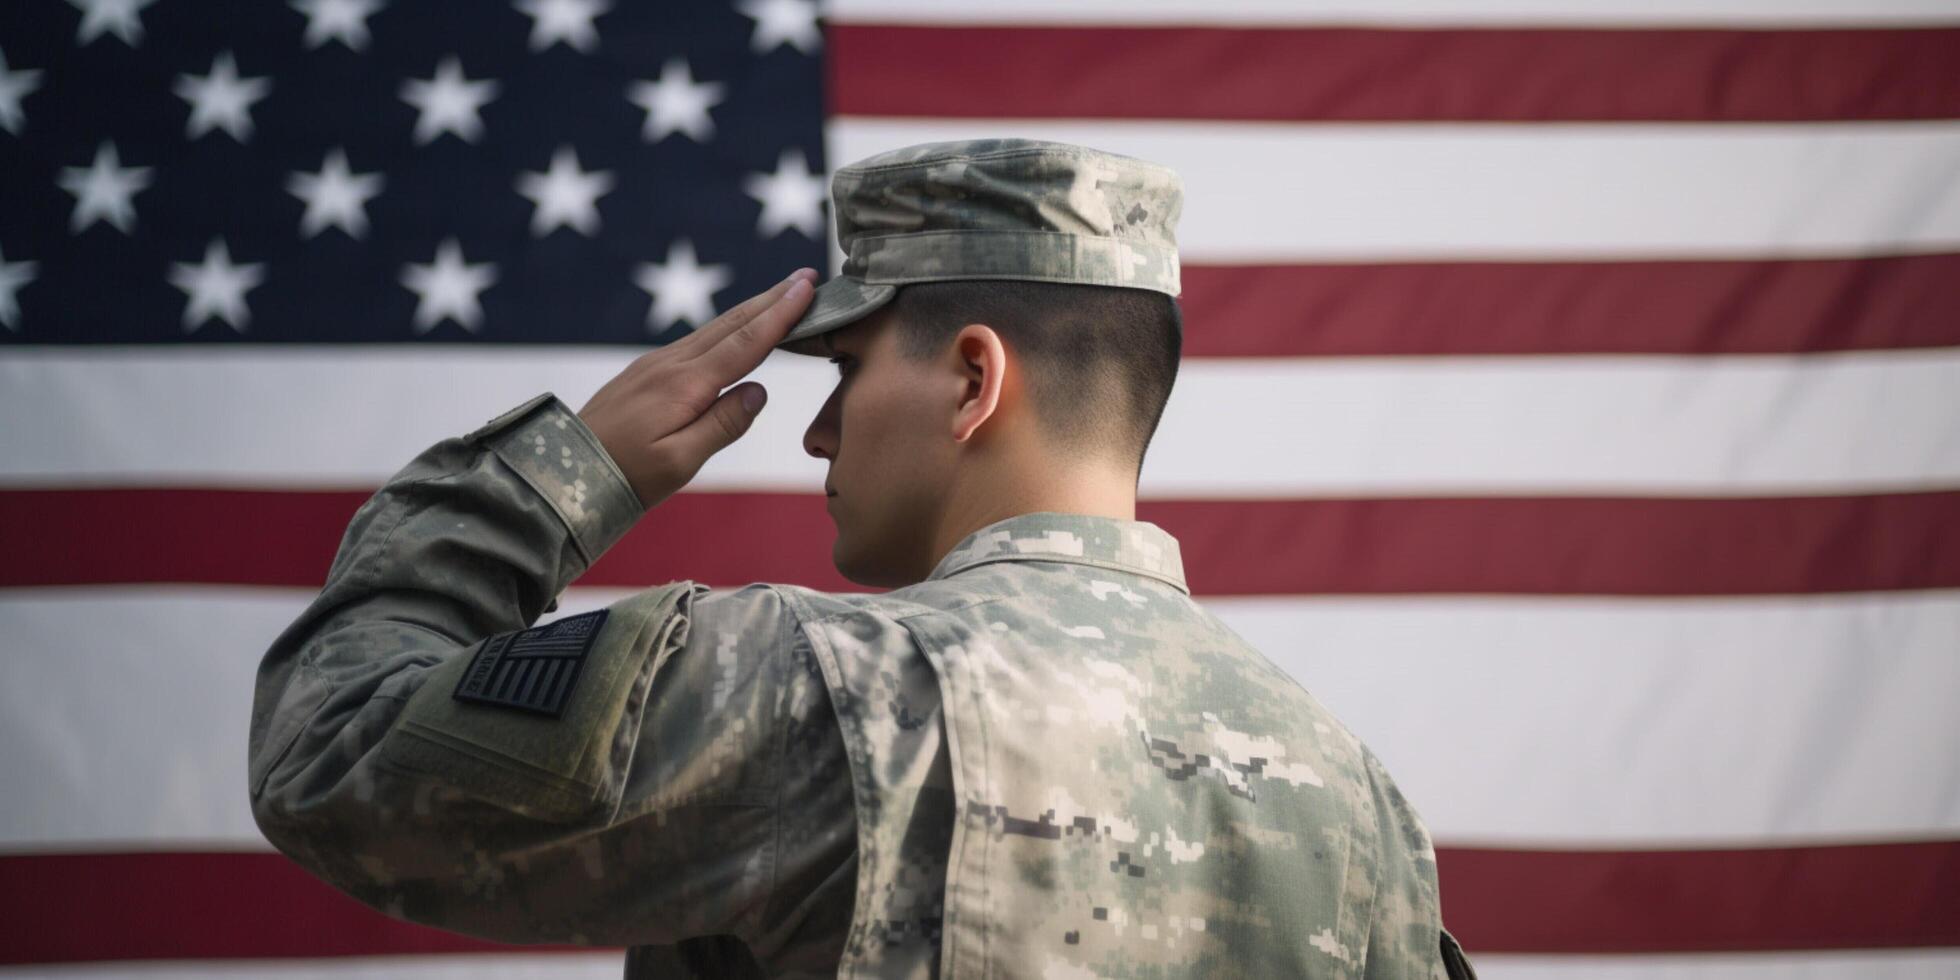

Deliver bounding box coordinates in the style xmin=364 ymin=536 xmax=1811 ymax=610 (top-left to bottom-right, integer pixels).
xmin=578 ymin=268 xmax=818 ymax=509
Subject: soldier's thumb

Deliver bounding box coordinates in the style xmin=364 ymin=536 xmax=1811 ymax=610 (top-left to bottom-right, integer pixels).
xmin=672 ymin=383 xmax=767 ymax=463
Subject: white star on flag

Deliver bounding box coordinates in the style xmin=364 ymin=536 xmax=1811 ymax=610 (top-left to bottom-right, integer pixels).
xmin=735 ymin=0 xmax=821 ymax=55
xmin=0 ymin=246 xmax=36 ymax=331
xmin=175 ymin=51 xmax=272 ymax=142
xmin=400 ymin=57 xmax=499 ymax=145
xmin=169 ymin=238 xmax=266 ymax=333
xmin=401 ymin=238 xmax=497 ymax=332
xmin=291 ymin=0 xmax=385 ymax=52
xmin=69 ymin=0 xmax=157 ymax=47
xmin=744 ymin=148 xmax=826 ymax=239
xmin=287 ymin=147 xmax=385 ymax=239
xmin=636 ymin=238 xmax=732 ymax=329
xmin=516 ymin=146 xmax=614 ymax=237
xmin=57 ymin=142 xmax=153 ymax=235
xmin=0 ymin=47 xmax=43 ymax=136
xmin=628 ymin=58 xmax=724 ymax=143
xmin=514 ymin=0 xmax=609 ymax=53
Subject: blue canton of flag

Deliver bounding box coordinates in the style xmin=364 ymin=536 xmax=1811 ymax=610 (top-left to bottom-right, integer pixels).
xmin=0 ymin=0 xmax=829 ymax=344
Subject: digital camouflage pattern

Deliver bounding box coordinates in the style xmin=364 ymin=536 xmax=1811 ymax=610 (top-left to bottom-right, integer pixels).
xmin=249 ymin=393 xmax=1467 ymax=977
xmin=776 ymin=138 xmax=1184 ymax=357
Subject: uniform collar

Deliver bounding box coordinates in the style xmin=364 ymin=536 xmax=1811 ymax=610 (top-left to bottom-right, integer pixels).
xmin=925 ymin=511 xmax=1189 ymax=596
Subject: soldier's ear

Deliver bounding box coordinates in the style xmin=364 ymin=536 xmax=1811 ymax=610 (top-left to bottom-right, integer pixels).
xmin=950 ymin=323 xmax=1006 ymax=444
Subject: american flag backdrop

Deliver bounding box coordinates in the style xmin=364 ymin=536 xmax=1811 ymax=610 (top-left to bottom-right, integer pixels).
xmin=2 ymin=0 xmax=1958 ymax=976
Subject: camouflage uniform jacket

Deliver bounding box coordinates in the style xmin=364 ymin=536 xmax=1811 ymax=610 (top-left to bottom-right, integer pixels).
xmin=249 ymin=392 xmax=1463 ymax=978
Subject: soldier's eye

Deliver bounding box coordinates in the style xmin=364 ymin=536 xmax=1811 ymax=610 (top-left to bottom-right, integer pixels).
xmin=828 ymin=355 xmax=852 ymax=376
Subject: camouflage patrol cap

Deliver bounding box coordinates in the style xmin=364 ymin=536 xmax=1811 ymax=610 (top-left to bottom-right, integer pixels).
xmin=775 ymin=138 xmax=1184 ymax=357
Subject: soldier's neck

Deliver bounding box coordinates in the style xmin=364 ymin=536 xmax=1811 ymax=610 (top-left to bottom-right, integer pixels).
xmin=928 ymin=456 xmax=1138 ymax=577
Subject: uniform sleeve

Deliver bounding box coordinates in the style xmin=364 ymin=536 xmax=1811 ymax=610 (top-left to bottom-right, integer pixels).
xmin=1359 ymin=745 xmax=1454 ymax=980
xmin=246 ymin=393 xmax=853 ymax=950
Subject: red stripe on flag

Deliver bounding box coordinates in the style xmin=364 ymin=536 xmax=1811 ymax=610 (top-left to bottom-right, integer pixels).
xmin=1439 ymin=840 xmax=1960 ymax=953
xmin=1151 ymin=493 xmax=1960 ymax=596
xmin=0 ymin=851 xmax=597 ymax=964
xmin=1 ymin=843 xmax=1954 ymax=964
xmin=1180 ymin=254 xmax=1960 ymax=357
xmin=828 ymin=25 xmax=1960 ymax=123
xmin=5 ymin=489 xmax=1958 ymax=596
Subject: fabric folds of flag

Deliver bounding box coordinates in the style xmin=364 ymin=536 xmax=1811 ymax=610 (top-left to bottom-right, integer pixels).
xmin=2 ymin=0 xmax=1958 ymax=977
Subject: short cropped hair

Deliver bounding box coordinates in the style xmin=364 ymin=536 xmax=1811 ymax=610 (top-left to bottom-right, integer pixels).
xmin=885 ymin=279 xmax=1183 ymax=476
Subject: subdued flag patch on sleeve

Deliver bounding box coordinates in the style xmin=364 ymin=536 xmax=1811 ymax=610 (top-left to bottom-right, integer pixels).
xmin=454 ymin=609 xmax=610 ymax=717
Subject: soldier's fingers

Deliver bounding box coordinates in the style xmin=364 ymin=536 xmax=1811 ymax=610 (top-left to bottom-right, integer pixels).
xmin=657 ymin=382 xmax=769 ymax=477
xmin=670 ymin=268 xmax=814 ymax=358
xmin=658 ymin=278 xmax=789 ymax=359
xmin=696 ymin=272 xmax=815 ymax=382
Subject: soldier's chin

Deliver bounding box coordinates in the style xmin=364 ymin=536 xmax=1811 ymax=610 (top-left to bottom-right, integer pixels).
xmin=831 ymin=525 xmax=910 ymax=589
xmin=831 ymin=534 xmax=878 ymax=587
xmin=828 ymin=519 xmax=859 ymax=581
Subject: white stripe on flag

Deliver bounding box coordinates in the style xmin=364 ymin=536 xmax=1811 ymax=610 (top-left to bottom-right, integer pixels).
xmin=1202 ymin=590 xmax=1960 ymax=846
xmin=5 ymin=587 xmax=1955 ymax=849
xmin=829 ymin=121 xmax=1960 ymax=261
xmin=5 ymin=348 xmax=1958 ymax=495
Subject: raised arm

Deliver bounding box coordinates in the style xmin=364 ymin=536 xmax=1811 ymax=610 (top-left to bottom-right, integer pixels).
xmin=247 ymin=270 xmax=844 ymax=948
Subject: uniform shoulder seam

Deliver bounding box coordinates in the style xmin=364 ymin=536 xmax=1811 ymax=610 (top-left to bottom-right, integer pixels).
xmin=767 ymin=582 xmax=1010 ymax=624
xmin=887 ymin=592 xmax=1011 ymax=622
xmin=755 ymin=581 xmax=807 ymax=944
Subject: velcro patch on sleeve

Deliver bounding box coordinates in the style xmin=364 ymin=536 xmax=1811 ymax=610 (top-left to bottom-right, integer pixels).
xmin=454 ymin=609 xmax=609 ymax=717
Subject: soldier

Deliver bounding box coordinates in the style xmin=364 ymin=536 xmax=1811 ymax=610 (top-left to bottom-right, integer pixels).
xmin=249 ymin=138 xmax=1475 ymax=978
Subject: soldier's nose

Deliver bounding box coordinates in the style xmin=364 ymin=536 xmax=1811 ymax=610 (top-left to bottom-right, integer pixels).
xmin=803 ymin=423 xmax=831 ymax=460
xmin=804 ymin=388 xmax=843 ymax=459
